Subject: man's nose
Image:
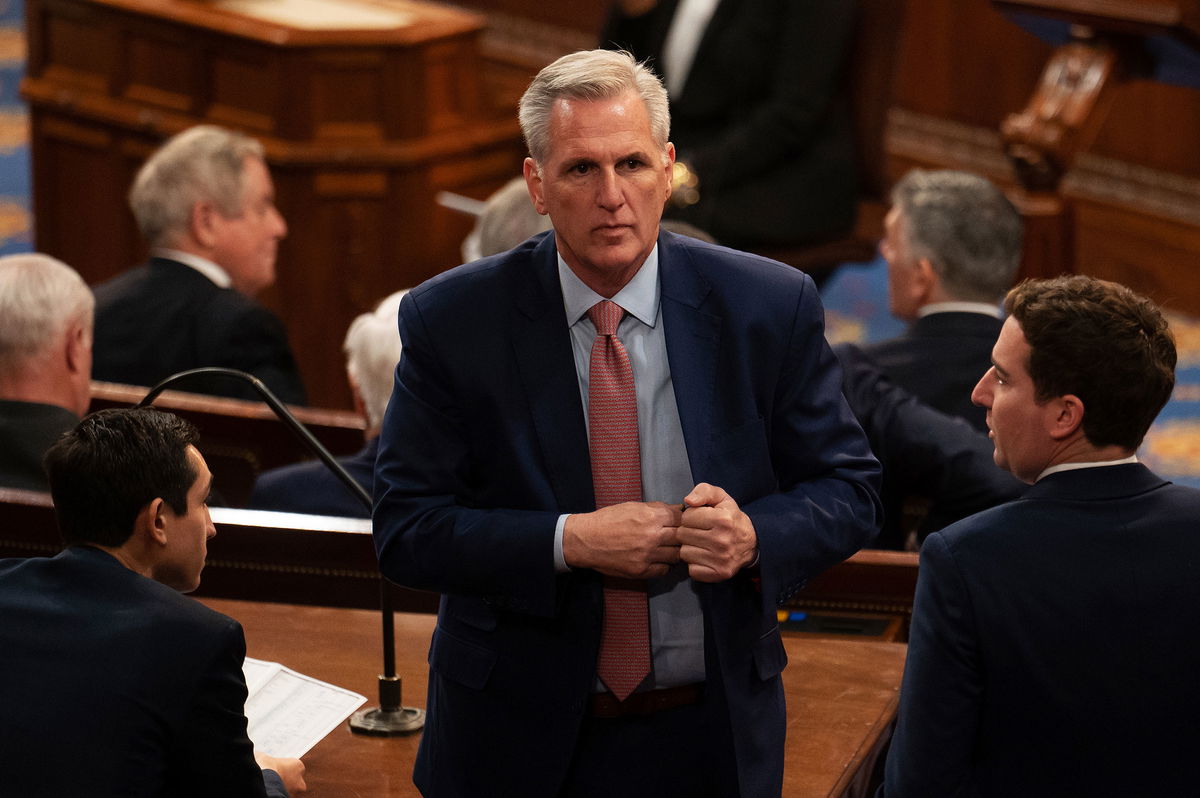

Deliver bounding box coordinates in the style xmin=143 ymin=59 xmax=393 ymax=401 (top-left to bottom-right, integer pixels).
xmin=971 ymin=371 xmax=992 ymax=408
xmin=272 ymin=206 xmax=288 ymax=239
xmin=596 ymin=169 xmax=623 ymax=209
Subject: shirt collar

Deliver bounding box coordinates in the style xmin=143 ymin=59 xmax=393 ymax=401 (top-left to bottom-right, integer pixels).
xmin=557 ymin=244 xmax=660 ymax=328
xmin=1036 ymin=454 xmax=1140 ymax=482
xmin=918 ymin=301 xmax=1002 ymax=319
xmin=154 ymin=248 xmax=233 ymax=289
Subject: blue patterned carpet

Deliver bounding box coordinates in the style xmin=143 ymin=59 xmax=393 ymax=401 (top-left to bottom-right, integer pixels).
xmin=0 ymin=0 xmax=31 ymax=257
xmin=822 ymin=255 xmax=1200 ymax=490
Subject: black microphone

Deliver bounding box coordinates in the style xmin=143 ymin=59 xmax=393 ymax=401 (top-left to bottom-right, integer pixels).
xmin=138 ymin=367 xmax=424 ymax=734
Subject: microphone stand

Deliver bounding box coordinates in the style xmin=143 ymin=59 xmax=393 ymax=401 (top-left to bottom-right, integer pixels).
xmin=139 ymin=367 xmax=424 ymax=734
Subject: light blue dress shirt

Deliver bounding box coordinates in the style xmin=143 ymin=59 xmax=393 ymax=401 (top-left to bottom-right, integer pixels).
xmin=552 ymin=245 xmax=707 ymax=690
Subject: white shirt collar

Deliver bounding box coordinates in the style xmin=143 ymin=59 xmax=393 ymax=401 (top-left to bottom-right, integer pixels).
xmin=154 ymin=248 xmax=233 ymax=289
xmin=917 ymin=301 xmax=1002 ymax=319
xmin=1036 ymin=455 xmax=1139 ymax=482
xmin=557 ymin=245 xmax=660 ymax=329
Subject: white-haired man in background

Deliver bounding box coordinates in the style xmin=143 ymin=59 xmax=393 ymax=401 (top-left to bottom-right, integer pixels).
xmin=248 ymin=290 xmax=406 ymax=517
xmin=0 ymin=253 xmax=94 ymax=491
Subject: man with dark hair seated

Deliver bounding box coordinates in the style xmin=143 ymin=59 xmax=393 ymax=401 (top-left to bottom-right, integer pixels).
xmin=0 ymin=407 xmax=306 ymax=797
xmin=881 ymin=276 xmax=1198 ymax=796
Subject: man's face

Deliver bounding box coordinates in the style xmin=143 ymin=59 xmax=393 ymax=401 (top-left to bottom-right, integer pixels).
xmin=523 ymin=90 xmax=674 ymax=296
xmin=881 ymin=206 xmax=923 ymax=322
xmin=211 ymin=156 xmax=287 ymax=297
xmin=971 ymin=317 xmax=1058 ymax=484
xmin=156 ymin=445 xmax=216 ymax=593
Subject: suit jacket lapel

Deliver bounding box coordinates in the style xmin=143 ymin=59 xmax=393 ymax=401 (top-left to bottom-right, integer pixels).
xmin=659 ymin=234 xmax=721 ymax=481
xmin=512 ymin=235 xmax=595 ymax=512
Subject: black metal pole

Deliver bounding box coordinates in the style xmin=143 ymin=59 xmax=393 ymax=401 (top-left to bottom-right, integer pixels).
xmin=138 ymin=367 xmax=423 ymax=734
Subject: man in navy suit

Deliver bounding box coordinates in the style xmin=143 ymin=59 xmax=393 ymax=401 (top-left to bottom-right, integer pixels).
xmin=839 ymin=169 xmax=1023 ymax=432
xmin=373 ymin=50 xmax=881 ymax=797
xmin=882 ymin=275 xmax=1198 ymax=796
xmin=0 ymin=407 xmax=306 ymax=797
xmin=93 ymin=125 xmax=307 ymax=405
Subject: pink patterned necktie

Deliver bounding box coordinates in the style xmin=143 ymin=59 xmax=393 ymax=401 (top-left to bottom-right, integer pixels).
xmin=587 ymin=299 xmax=651 ymax=701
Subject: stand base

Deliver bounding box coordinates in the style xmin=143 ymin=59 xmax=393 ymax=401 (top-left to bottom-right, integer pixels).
xmin=349 ymin=705 xmax=426 ymax=736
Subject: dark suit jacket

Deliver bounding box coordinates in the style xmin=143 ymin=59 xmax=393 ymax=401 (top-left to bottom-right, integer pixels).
xmin=93 ymin=258 xmax=307 ymax=405
xmin=249 ymin=437 xmax=377 ymax=518
xmin=0 ymin=400 xmax=78 ymax=491
xmin=602 ymin=0 xmax=858 ymax=247
xmin=373 ymin=230 xmax=882 ymax=797
xmin=0 ymin=546 xmax=286 ymax=797
xmin=852 ymin=311 xmax=1003 ymax=431
xmin=882 ymin=464 xmax=1200 ymax=797
xmin=838 ymin=349 xmax=1024 ymax=549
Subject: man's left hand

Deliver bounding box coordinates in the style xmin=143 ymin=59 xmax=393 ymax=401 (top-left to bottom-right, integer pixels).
xmin=674 ymin=483 xmax=758 ymax=582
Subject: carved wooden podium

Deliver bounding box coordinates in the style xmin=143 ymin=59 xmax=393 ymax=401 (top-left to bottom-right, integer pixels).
xmin=22 ymin=0 xmax=528 ymax=407
xmin=991 ymin=0 xmax=1200 ymax=280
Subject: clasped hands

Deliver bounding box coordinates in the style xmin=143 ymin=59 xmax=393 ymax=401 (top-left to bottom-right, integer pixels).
xmin=563 ymin=483 xmax=757 ymax=583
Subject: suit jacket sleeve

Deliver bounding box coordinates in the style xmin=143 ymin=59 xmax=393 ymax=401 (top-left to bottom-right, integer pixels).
xmin=170 ymin=618 xmax=286 ymax=798
xmin=881 ymin=532 xmax=981 ymax=797
xmin=372 ymin=288 xmax=563 ymax=617
xmin=838 ymin=342 xmax=1024 ymax=541
xmin=733 ymin=278 xmax=882 ymax=610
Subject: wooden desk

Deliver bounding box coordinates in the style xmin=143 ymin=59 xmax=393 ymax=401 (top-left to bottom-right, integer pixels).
xmin=89 ymin=381 xmax=366 ymax=508
xmin=202 ymin=598 xmax=906 ymax=798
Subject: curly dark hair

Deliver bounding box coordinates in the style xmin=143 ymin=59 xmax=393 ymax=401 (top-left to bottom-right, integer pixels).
xmin=1005 ymin=275 xmax=1176 ymax=450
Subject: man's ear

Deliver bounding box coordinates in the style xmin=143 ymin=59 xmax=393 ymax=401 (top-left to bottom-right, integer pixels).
xmin=1047 ymin=393 xmax=1086 ymax=441
xmin=913 ymin=257 xmax=939 ymax=302
xmin=64 ymin=321 xmax=89 ymax=376
xmin=133 ymin=497 xmax=171 ymax=547
xmin=663 ymin=142 xmax=676 ymax=203
xmin=523 ymin=158 xmax=547 ymax=216
xmin=190 ymin=201 xmax=220 ymax=249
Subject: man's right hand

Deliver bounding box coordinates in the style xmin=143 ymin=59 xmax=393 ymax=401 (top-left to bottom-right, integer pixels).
xmin=255 ymin=751 xmax=307 ymax=795
xmin=563 ymin=501 xmax=682 ymax=579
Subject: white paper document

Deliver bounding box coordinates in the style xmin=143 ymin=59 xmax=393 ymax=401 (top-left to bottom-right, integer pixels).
xmin=242 ymin=657 xmax=368 ymax=758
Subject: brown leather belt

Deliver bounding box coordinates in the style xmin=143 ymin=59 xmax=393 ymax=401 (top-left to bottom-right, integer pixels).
xmin=587 ymin=683 xmax=704 ymax=718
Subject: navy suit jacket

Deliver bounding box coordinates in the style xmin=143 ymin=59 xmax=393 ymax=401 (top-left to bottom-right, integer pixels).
xmin=0 ymin=399 xmax=78 ymax=491
xmin=373 ymin=231 xmax=881 ymax=797
xmin=93 ymin=258 xmax=307 ymax=405
xmin=249 ymin=437 xmax=378 ymax=518
xmin=852 ymin=311 xmax=1003 ymax=431
xmin=0 ymin=546 xmax=286 ymax=798
xmin=883 ymin=464 xmax=1200 ymax=797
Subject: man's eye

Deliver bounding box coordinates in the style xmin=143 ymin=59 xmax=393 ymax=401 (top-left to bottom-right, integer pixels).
xmin=621 ymin=159 xmax=644 ymax=170
xmin=570 ymin=164 xmax=591 ymax=175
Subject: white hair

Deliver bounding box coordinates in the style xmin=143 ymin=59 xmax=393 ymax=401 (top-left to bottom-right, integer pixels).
xmin=344 ymin=290 xmax=408 ymax=431
xmin=0 ymin=253 xmax=93 ymax=375
xmin=129 ymin=125 xmax=265 ymax=247
xmin=518 ymin=49 xmax=670 ymax=164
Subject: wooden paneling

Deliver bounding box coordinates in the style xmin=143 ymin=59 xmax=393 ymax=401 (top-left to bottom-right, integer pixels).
xmin=888 ymin=0 xmax=1200 ymax=306
xmin=23 ymin=0 xmax=526 ymax=409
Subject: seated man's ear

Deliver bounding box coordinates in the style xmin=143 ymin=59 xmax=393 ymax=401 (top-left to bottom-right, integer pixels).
xmin=1047 ymin=393 xmax=1085 ymax=441
xmin=133 ymin=497 xmax=171 ymax=547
